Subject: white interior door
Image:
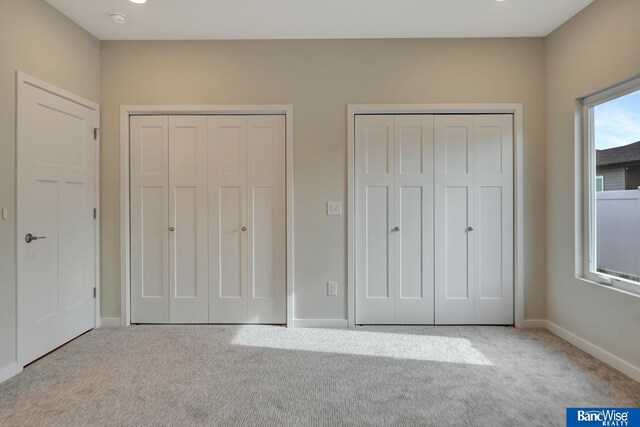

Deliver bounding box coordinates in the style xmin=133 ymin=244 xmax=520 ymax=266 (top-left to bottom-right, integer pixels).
xmin=246 ymin=115 xmax=286 ymax=324
xmin=394 ymin=115 xmax=434 ymax=324
xmin=355 ymin=115 xmax=395 ymax=324
xmin=130 ymin=116 xmax=169 ymax=323
xmin=208 ymin=116 xmax=248 ymax=323
xmin=355 ymin=115 xmax=434 ymax=325
xmin=434 ymin=115 xmax=513 ymax=325
xmin=472 ymin=115 xmax=513 ymax=324
xmin=17 ymin=80 xmax=96 ymax=365
xmin=169 ymin=116 xmax=208 ymax=323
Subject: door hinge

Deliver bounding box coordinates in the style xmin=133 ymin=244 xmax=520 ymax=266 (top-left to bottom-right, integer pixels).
xmin=93 ymin=128 xmax=100 ymax=140
xmin=93 ymin=287 xmax=97 ymax=298
xmin=93 ymin=208 xmax=97 ymax=219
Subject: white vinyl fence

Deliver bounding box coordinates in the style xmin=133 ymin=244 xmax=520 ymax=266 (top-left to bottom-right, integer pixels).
xmin=596 ymin=189 xmax=640 ymax=279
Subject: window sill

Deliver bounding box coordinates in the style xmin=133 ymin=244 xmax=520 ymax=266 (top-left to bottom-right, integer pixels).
xmin=577 ymin=276 xmax=640 ymax=298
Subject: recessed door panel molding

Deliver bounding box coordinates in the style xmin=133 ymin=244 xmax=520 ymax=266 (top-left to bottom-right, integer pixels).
xmin=355 ymin=114 xmax=434 ymax=325
xmin=131 ymin=115 xmax=170 ymax=323
xmin=17 ymin=77 xmax=96 ymax=365
xmin=435 ymin=114 xmax=513 ymax=325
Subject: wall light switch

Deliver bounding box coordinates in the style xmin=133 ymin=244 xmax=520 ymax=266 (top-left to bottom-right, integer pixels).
xmin=327 ymin=201 xmax=342 ymax=216
xmin=327 ymin=281 xmax=338 ymax=296
xmin=1 ymin=208 xmax=7 ymax=220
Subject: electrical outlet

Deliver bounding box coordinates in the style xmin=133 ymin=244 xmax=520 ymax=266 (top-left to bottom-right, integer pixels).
xmin=327 ymin=281 xmax=338 ymax=296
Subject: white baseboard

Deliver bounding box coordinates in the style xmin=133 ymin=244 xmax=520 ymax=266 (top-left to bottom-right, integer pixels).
xmin=100 ymin=317 xmax=122 ymax=328
xmin=521 ymin=319 xmax=548 ymax=329
xmin=545 ymin=320 xmax=640 ymax=383
xmin=293 ymin=319 xmax=349 ymax=328
xmin=0 ymin=362 xmax=22 ymax=384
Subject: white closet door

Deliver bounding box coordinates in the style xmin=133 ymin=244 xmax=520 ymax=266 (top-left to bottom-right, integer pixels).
xmin=355 ymin=115 xmax=395 ymax=324
xmin=394 ymin=115 xmax=434 ymax=324
xmin=247 ymin=115 xmax=286 ymax=324
xmin=472 ymin=115 xmax=513 ymax=324
xmin=168 ymin=116 xmax=209 ymax=323
xmin=131 ymin=116 xmax=169 ymax=323
xmin=208 ymin=116 xmax=248 ymax=323
xmin=434 ymin=115 xmax=513 ymax=324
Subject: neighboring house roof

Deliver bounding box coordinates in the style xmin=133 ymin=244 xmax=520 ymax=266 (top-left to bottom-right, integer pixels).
xmin=596 ymin=140 xmax=640 ymax=167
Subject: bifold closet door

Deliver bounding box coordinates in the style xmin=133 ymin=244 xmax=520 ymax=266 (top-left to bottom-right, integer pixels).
xmin=131 ymin=115 xmax=208 ymax=324
xmin=131 ymin=116 xmax=170 ymax=323
xmin=434 ymin=115 xmax=513 ymax=325
xmin=355 ymin=115 xmax=434 ymax=325
xmin=209 ymin=115 xmax=286 ymax=324
xmin=168 ymin=116 xmax=208 ymax=323
xmin=208 ymin=116 xmax=248 ymax=323
xmin=246 ymin=115 xmax=286 ymax=323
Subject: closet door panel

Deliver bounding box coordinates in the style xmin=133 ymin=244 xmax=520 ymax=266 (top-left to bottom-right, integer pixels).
xmin=208 ymin=116 xmax=248 ymax=323
xmin=473 ymin=115 xmax=513 ymax=324
xmin=247 ymin=115 xmax=286 ymax=324
xmin=435 ymin=116 xmax=475 ymax=324
xmin=130 ymin=116 xmax=169 ymax=323
xmin=394 ymin=115 xmax=434 ymax=324
xmin=169 ymin=116 xmax=208 ymax=323
xmin=355 ymin=115 xmax=395 ymax=324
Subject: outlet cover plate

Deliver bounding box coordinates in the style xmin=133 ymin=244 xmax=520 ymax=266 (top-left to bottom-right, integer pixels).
xmin=327 ymin=281 xmax=338 ymax=296
xmin=327 ymin=201 xmax=342 ymax=216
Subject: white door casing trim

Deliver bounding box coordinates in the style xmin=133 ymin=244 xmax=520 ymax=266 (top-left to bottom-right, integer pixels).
xmin=347 ymin=104 xmax=525 ymax=328
xmin=120 ymin=105 xmax=294 ymax=327
xmin=16 ymin=71 xmax=101 ymax=362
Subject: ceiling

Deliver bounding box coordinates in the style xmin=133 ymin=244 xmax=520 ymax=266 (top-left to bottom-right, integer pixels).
xmin=45 ymin=0 xmax=594 ymax=41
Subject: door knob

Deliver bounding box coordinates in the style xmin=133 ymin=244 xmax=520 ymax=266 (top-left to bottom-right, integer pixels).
xmin=393 ymin=226 xmax=400 ymax=232
xmin=169 ymin=226 xmax=175 ymax=232
xmin=25 ymin=233 xmax=46 ymax=243
xmin=242 ymin=226 xmax=247 ymax=232
xmin=467 ymin=226 xmax=474 ymax=232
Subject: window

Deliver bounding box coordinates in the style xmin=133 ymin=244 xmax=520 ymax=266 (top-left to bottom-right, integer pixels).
xmin=595 ymin=176 xmax=604 ymax=192
xmin=582 ymin=76 xmax=640 ymax=294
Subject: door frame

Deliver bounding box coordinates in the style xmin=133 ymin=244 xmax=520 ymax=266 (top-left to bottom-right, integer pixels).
xmin=120 ymin=105 xmax=294 ymax=327
xmin=347 ymin=104 xmax=524 ymax=328
xmin=16 ymin=72 xmax=101 ymax=365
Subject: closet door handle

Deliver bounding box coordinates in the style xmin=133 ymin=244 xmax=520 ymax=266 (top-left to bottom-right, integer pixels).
xmin=467 ymin=226 xmax=474 ymax=232
xmin=169 ymin=226 xmax=175 ymax=232
xmin=242 ymin=226 xmax=247 ymax=232
xmin=393 ymin=226 xmax=400 ymax=232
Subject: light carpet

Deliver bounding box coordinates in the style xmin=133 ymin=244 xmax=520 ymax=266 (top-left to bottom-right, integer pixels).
xmin=0 ymin=325 xmax=638 ymax=426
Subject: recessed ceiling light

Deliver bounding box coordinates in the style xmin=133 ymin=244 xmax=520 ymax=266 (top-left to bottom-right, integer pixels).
xmin=129 ymin=0 xmax=147 ymax=4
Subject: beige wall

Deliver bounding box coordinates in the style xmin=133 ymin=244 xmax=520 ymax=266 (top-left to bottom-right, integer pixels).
xmin=100 ymin=38 xmax=547 ymax=321
xmin=0 ymin=0 xmax=100 ymax=371
xmin=545 ymin=0 xmax=640 ymax=367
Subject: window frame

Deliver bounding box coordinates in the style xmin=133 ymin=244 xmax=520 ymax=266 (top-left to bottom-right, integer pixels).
xmin=581 ymin=74 xmax=640 ymax=295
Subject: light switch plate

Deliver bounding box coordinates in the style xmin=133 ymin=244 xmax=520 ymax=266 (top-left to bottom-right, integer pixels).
xmin=327 ymin=281 xmax=338 ymax=296
xmin=327 ymin=201 xmax=342 ymax=216
xmin=1 ymin=208 xmax=7 ymax=220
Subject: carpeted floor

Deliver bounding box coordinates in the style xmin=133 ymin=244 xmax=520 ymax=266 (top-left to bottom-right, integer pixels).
xmin=0 ymin=325 xmax=638 ymax=426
